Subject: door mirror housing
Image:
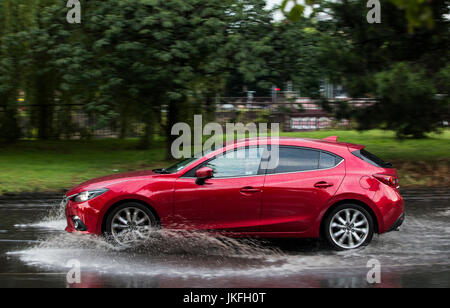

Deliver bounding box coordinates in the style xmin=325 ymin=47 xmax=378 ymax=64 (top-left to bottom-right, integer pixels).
xmin=195 ymin=167 xmax=213 ymax=185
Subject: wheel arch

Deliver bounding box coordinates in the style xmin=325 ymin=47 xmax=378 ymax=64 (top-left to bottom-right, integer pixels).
xmin=100 ymin=198 xmax=161 ymax=234
xmin=319 ymin=199 xmax=379 ymax=237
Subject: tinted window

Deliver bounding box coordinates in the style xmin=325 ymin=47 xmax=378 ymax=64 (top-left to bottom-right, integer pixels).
xmin=199 ymin=147 xmax=264 ymax=178
xmin=319 ymin=151 xmax=343 ymax=169
xmin=353 ymin=149 xmax=392 ymax=168
xmin=319 ymin=152 xmax=336 ymax=169
xmin=267 ymin=147 xmax=319 ymax=174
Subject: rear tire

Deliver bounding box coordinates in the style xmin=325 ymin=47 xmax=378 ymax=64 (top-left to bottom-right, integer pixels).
xmin=324 ymin=204 xmax=374 ymax=250
xmin=105 ymin=202 xmax=158 ymax=246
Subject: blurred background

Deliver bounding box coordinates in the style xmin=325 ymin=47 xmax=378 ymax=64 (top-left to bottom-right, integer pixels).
xmin=0 ymin=0 xmax=448 ymax=194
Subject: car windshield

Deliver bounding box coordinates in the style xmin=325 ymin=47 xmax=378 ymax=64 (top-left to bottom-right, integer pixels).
xmin=152 ymin=148 xmax=218 ymax=174
xmin=152 ymin=158 xmax=198 ymax=174
xmin=164 ymin=157 xmax=200 ymax=173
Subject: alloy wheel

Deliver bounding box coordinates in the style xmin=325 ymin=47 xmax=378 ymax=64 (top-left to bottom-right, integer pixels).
xmin=110 ymin=207 xmax=153 ymax=246
xmin=329 ymin=208 xmax=369 ymax=249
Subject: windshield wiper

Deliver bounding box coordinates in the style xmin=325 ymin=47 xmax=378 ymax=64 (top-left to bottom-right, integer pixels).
xmin=152 ymin=168 xmax=170 ymax=174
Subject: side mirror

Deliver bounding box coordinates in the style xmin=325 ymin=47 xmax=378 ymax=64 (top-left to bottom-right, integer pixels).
xmin=195 ymin=167 xmax=213 ymax=185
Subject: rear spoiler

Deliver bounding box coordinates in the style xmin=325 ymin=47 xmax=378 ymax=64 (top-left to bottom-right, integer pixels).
xmin=322 ymin=136 xmax=365 ymax=151
xmin=323 ymin=136 xmax=338 ymax=142
xmin=347 ymin=143 xmax=365 ymax=151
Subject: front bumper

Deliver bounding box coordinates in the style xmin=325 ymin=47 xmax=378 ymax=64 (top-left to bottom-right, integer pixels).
xmin=64 ymin=198 xmax=102 ymax=235
xmin=387 ymin=212 xmax=405 ymax=232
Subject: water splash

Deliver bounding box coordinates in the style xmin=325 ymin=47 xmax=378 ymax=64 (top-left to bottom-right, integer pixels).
xmin=7 ymin=201 xmax=450 ymax=280
xmin=14 ymin=200 xmax=66 ymax=231
xmin=14 ymin=220 xmax=67 ymax=230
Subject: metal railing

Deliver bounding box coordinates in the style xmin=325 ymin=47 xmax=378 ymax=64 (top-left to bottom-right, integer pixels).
xmin=0 ymin=98 xmax=377 ymax=139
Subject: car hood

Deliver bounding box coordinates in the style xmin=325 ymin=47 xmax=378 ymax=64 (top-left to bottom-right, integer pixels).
xmin=66 ymin=170 xmax=157 ymax=196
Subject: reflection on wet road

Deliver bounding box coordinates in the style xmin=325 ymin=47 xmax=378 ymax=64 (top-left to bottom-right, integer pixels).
xmin=0 ymin=190 xmax=449 ymax=288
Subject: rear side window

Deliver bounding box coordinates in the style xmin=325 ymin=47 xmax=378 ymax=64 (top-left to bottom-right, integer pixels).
xmin=352 ymin=149 xmax=392 ymax=168
xmin=266 ymin=147 xmax=343 ymax=174
xmin=320 ymin=152 xmax=343 ymax=169
xmin=267 ymin=147 xmax=319 ymax=174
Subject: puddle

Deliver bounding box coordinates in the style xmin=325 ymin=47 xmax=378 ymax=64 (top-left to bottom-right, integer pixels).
xmin=2 ymin=196 xmax=449 ymax=287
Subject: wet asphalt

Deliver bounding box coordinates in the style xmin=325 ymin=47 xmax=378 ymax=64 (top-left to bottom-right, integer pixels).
xmin=0 ymin=189 xmax=448 ymax=288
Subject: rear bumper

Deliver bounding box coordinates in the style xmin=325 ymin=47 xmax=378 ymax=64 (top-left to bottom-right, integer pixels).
xmin=372 ymin=184 xmax=405 ymax=234
xmin=387 ymin=212 xmax=405 ymax=232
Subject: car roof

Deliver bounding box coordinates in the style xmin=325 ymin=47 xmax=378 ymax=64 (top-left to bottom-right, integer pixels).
xmin=225 ymin=136 xmax=365 ymax=152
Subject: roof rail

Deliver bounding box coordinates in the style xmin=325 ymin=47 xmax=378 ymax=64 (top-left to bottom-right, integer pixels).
xmin=323 ymin=136 xmax=338 ymax=142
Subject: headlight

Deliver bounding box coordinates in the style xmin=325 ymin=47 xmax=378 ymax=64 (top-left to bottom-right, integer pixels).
xmin=72 ymin=189 xmax=109 ymax=203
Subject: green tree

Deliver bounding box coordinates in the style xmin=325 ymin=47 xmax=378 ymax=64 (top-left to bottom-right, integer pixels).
xmin=0 ymin=0 xmax=36 ymax=142
xmin=223 ymin=0 xmax=274 ymax=96
xmin=268 ymin=20 xmax=324 ymax=97
xmin=67 ymin=0 xmax=243 ymax=154
xmin=355 ymin=63 xmax=445 ymax=138
xmin=283 ymin=0 xmax=438 ymax=32
xmin=223 ymin=6 xmax=326 ymax=98
xmin=317 ymin=0 xmax=449 ymax=137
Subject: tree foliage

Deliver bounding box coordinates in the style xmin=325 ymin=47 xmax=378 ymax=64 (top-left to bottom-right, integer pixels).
xmin=283 ymin=0 xmax=440 ymax=32
xmin=0 ymin=0 xmax=448 ymax=147
xmin=317 ymin=0 xmax=449 ymax=137
xmin=358 ymin=63 xmax=446 ymax=138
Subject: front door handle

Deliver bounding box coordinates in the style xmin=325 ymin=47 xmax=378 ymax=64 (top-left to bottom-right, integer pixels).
xmin=314 ymin=181 xmax=334 ymax=188
xmin=240 ymin=186 xmax=261 ymax=194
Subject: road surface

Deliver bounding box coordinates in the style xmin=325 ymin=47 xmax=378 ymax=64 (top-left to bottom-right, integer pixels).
xmin=0 ymin=189 xmax=448 ymax=288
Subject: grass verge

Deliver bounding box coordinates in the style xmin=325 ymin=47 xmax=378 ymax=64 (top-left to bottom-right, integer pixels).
xmin=0 ymin=129 xmax=448 ymax=194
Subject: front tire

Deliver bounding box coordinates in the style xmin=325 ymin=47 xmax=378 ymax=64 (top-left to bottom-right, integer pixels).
xmin=324 ymin=204 xmax=374 ymax=250
xmin=105 ymin=202 xmax=158 ymax=246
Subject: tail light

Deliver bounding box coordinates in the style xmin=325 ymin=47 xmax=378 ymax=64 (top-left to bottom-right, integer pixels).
xmin=373 ymin=173 xmax=400 ymax=189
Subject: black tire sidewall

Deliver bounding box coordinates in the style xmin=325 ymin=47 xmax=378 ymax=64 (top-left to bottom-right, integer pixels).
xmin=324 ymin=203 xmax=374 ymax=251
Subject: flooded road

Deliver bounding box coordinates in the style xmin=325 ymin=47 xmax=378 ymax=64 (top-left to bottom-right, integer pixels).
xmin=0 ymin=190 xmax=449 ymax=288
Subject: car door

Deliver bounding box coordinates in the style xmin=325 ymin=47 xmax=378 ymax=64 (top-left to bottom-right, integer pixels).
xmin=260 ymin=146 xmax=345 ymax=233
xmin=173 ymin=146 xmax=266 ymax=232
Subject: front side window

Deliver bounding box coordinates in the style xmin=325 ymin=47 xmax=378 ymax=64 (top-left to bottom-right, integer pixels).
xmin=205 ymin=147 xmax=264 ymax=178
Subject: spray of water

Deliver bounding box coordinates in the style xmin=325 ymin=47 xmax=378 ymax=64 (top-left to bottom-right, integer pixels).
xmin=14 ymin=199 xmax=67 ymax=230
xmin=8 ymin=200 xmax=450 ymax=279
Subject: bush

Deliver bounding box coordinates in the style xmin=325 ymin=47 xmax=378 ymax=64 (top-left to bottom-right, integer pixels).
xmin=358 ymin=63 xmax=447 ymax=138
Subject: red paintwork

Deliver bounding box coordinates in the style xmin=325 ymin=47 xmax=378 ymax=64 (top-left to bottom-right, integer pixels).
xmin=65 ymin=137 xmax=405 ymax=238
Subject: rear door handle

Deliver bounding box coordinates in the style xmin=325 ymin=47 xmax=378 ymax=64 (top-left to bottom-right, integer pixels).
xmin=314 ymin=181 xmax=334 ymax=188
xmin=240 ymin=186 xmax=261 ymax=194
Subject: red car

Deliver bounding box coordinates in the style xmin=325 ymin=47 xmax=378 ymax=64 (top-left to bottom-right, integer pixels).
xmin=64 ymin=136 xmax=405 ymax=250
